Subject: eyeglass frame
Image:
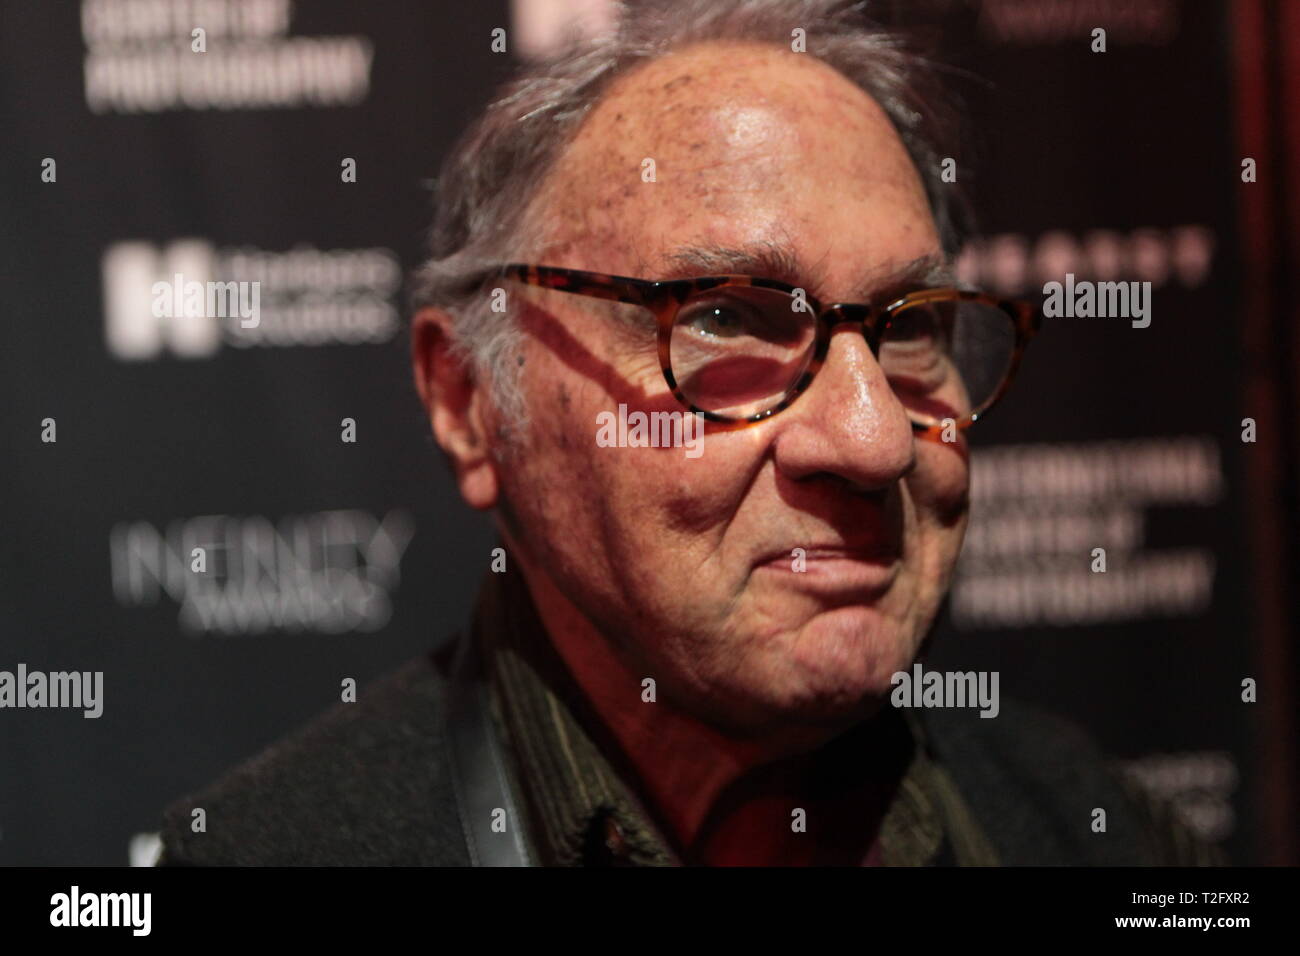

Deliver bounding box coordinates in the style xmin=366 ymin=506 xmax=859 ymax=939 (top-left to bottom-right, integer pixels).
xmin=473 ymin=263 xmax=1042 ymax=436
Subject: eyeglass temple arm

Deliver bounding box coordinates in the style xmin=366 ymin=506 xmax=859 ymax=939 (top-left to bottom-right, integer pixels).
xmin=491 ymin=264 xmax=652 ymax=306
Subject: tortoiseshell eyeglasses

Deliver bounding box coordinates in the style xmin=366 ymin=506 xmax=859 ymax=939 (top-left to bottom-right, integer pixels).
xmin=481 ymin=263 xmax=1040 ymax=433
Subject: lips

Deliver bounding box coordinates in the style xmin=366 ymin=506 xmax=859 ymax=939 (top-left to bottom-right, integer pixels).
xmin=755 ymin=542 xmax=900 ymax=567
xmin=752 ymin=542 xmax=903 ymax=601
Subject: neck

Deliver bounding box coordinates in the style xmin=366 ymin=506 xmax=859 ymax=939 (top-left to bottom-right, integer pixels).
xmin=508 ymin=553 xmax=894 ymax=864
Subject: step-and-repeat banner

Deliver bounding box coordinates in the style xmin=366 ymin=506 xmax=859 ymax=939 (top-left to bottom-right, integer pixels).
xmin=1 ymin=0 xmax=1291 ymax=864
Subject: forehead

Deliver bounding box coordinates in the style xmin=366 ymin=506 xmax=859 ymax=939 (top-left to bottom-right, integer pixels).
xmin=528 ymin=40 xmax=939 ymax=287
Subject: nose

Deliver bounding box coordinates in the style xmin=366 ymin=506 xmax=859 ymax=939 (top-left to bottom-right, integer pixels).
xmin=768 ymin=325 xmax=916 ymax=492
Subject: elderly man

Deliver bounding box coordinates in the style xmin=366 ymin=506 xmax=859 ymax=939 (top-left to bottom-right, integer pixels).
xmin=159 ymin=0 xmax=1217 ymax=866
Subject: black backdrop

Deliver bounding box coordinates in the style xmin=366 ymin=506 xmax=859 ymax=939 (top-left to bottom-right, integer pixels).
xmin=1 ymin=0 xmax=1295 ymax=866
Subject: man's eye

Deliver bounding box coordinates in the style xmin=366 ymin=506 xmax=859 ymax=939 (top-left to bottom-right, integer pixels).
xmin=682 ymin=305 xmax=749 ymax=338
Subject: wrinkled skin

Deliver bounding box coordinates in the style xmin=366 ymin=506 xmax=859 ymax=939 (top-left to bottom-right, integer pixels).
xmin=414 ymin=40 xmax=969 ymax=861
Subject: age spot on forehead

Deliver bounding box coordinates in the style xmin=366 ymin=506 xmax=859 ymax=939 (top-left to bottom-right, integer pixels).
xmin=534 ymin=40 xmax=935 ymax=275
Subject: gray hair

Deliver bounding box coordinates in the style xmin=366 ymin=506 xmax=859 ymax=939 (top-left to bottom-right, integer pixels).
xmin=411 ymin=0 xmax=967 ymax=432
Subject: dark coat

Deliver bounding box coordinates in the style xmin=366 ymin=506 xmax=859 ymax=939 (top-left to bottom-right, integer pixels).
xmin=157 ymin=636 xmax=1216 ymax=867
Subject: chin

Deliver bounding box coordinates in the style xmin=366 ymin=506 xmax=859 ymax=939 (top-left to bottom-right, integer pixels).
xmin=779 ymin=606 xmax=917 ymax=710
xmin=697 ymin=609 xmax=914 ymax=733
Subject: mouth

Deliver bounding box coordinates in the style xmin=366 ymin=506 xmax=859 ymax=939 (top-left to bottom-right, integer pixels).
xmin=752 ymin=545 xmax=901 ymax=600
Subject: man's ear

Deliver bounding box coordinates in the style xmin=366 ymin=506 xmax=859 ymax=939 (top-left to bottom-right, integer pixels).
xmin=411 ymin=307 xmax=500 ymax=510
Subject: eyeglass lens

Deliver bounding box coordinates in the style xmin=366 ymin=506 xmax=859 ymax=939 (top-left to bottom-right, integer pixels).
xmin=667 ymin=287 xmax=1017 ymax=425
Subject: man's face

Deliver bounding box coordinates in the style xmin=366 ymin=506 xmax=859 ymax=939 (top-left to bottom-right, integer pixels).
xmin=486 ymin=42 xmax=968 ymax=733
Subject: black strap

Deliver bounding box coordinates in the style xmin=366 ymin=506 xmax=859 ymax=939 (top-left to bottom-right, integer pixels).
xmin=444 ymin=629 xmax=535 ymax=867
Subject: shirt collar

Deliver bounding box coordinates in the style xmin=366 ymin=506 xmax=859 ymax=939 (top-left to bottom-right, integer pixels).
xmin=473 ymin=565 xmax=676 ymax=865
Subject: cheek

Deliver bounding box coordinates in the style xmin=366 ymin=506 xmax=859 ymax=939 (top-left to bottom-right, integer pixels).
xmin=899 ymin=440 xmax=970 ymax=596
xmin=505 ymin=357 xmax=717 ymax=548
xmin=908 ymin=439 xmax=970 ymax=529
xmin=496 ymin=370 xmax=605 ymax=540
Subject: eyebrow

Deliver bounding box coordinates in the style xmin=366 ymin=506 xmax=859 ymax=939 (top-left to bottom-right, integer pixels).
xmin=660 ymin=240 xmax=817 ymax=288
xmin=656 ymin=241 xmax=955 ymax=301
